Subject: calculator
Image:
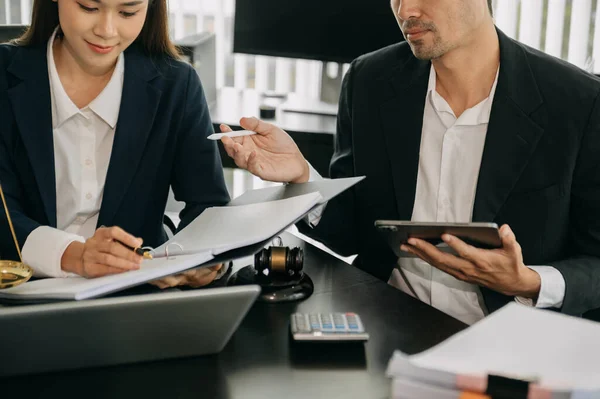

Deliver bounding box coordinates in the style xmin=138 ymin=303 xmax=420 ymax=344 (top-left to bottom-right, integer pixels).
xmin=290 ymin=312 xmax=369 ymax=342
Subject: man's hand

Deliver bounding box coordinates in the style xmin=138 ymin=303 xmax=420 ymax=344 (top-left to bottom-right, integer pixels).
xmin=149 ymin=264 xmax=223 ymax=289
xmin=62 ymin=226 xmax=143 ymax=278
xmin=400 ymin=224 xmax=541 ymax=298
xmin=220 ymin=117 xmax=310 ymax=183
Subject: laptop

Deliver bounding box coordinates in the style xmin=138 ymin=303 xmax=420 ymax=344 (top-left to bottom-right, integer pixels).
xmin=0 ymin=285 xmax=260 ymax=377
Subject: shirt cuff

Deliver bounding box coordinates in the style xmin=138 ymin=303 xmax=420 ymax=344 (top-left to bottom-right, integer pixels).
xmin=304 ymin=162 xmax=327 ymax=227
xmin=514 ymin=266 xmax=566 ymax=309
xmin=22 ymin=226 xmax=85 ymax=278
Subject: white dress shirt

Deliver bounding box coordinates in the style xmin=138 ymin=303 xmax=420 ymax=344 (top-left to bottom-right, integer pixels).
xmin=308 ymin=64 xmax=566 ymax=325
xmin=21 ymin=28 xmax=125 ymax=278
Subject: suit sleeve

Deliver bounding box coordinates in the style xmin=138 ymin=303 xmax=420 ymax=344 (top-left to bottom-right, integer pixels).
xmin=0 ymin=94 xmax=83 ymax=277
xmin=0 ymin=130 xmax=42 ymax=261
xmin=550 ymin=90 xmax=600 ymax=316
xmin=297 ymin=63 xmax=359 ymax=256
xmin=171 ymin=65 xmax=230 ymax=232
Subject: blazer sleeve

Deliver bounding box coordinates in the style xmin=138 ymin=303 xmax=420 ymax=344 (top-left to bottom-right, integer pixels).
xmin=297 ymin=63 xmax=359 ymax=256
xmin=550 ymin=90 xmax=600 ymax=316
xmin=0 ymin=132 xmax=42 ymax=260
xmin=170 ymin=65 xmax=230 ymax=232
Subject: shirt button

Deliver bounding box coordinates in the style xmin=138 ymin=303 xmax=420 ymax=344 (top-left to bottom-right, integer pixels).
xmin=85 ymin=159 xmax=93 ymax=166
xmin=443 ymin=198 xmax=450 ymax=207
xmin=86 ymin=193 xmax=92 ymax=200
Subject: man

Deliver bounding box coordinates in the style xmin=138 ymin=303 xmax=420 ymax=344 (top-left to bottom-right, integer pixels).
xmin=221 ymin=0 xmax=600 ymax=324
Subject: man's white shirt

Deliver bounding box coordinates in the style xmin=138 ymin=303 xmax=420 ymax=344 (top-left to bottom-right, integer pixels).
xmin=306 ymin=64 xmax=566 ymax=324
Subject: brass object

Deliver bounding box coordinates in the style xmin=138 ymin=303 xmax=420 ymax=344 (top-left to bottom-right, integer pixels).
xmin=270 ymin=247 xmax=287 ymax=273
xmin=133 ymin=247 xmax=153 ymax=260
xmin=0 ymin=183 xmax=33 ymax=289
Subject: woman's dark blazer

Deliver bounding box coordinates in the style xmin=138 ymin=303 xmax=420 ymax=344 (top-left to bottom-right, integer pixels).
xmin=0 ymin=42 xmax=230 ymax=260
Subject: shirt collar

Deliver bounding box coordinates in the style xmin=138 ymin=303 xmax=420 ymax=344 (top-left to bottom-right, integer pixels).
xmin=88 ymin=54 xmax=124 ymax=129
xmin=426 ymin=63 xmax=500 ymax=126
xmin=47 ymin=27 xmax=124 ymax=130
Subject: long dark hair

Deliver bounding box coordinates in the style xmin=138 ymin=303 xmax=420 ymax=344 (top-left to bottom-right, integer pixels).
xmin=13 ymin=0 xmax=181 ymax=59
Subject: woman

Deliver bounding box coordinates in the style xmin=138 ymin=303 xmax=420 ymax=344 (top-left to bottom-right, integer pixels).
xmin=0 ymin=0 xmax=229 ymax=288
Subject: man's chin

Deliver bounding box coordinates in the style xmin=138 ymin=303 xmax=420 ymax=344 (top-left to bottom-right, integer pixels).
xmin=411 ymin=48 xmax=435 ymax=61
xmin=410 ymin=45 xmax=444 ymax=61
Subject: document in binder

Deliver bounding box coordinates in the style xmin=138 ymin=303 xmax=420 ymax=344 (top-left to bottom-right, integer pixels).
xmin=0 ymin=190 xmax=330 ymax=302
xmin=386 ymin=303 xmax=600 ymax=398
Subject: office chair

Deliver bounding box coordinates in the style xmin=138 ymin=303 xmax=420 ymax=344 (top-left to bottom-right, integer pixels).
xmin=0 ymin=25 xmax=28 ymax=43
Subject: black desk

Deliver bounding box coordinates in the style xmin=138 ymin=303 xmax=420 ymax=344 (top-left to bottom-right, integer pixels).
xmin=210 ymin=88 xmax=336 ymax=177
xmin=7 ymin=233 xmax=466 ymax=398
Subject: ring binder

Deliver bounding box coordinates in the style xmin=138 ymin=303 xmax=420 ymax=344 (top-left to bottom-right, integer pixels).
xmin=97 ymin=225 xmax=183 ymax=260
xmin=0 ymin=179 xmax=361 ymax=301
xmin=147 ymin=242 xmax=184 ymax=259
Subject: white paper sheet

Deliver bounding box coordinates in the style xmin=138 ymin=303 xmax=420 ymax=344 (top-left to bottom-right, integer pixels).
xmin=154 ymin=192 xmax=323 ymax=257
xmin=389 ymin=303 xmax=600 ymax=390
xmin=0 ymin=251 xmax=214 ymax=300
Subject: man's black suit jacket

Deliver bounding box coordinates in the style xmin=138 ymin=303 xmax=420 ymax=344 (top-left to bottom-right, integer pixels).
xmin=303 ymin=29 xmax=600 ymax=317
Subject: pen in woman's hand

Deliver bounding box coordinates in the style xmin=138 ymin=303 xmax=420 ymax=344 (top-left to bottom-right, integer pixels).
xmin=121 ymin=242 xmax=153 ymax=260
xmin=98 ymin=225 xmax=153 ymax=260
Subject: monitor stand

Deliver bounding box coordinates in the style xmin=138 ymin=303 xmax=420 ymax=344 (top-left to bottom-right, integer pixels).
xmin=280 ymin=62 xmax=343 ymax=117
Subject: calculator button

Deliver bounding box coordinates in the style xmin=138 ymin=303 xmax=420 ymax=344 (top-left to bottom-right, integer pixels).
xmin=294 ymin=314 xmax=310 ymax=332
xmin=309 ymin=314 xmax=320 ymax=329
xmin=319 ymin=314 xmax=334 ymax=331
xmin=333 ymin=315 xmax=346 ymax=330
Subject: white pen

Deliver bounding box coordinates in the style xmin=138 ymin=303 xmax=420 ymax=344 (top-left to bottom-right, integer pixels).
xmin=207 ymin=130 xmax=257 ymax=140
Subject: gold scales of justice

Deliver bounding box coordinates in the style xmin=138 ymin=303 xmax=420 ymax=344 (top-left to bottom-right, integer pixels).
xmin=0 ymin=183 xmax=33 ymax=289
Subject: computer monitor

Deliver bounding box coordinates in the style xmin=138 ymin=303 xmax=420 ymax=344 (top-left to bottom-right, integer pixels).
xmin=233 ymin=0 xmax=403 ymax=115
xmin=233 ymin=0 xmax=404 ymax=64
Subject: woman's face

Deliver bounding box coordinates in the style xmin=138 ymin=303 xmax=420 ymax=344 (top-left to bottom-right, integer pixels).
xmin=54 ymin=0 xmax=149 ymax=75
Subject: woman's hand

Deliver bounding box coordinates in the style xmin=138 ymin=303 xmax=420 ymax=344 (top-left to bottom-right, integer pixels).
xmin=62 ymin=226 xmax=143 ymax=278
xmin=149 ymin=264 xmax=223 ymax=289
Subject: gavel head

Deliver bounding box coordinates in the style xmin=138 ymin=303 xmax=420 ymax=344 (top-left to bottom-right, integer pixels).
xmin=254 ymin=246 xmax=304 ymax=278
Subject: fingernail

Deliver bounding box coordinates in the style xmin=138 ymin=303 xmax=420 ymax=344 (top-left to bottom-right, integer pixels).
xmin=442 ymin=234 xmax=452 ymax=243
xmin=408 ymin=238 xmax=417 ymax=246
xmin=400 ymin=245 xmax=408 ymax=252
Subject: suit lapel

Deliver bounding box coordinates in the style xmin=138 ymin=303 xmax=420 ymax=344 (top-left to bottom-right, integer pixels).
xmin=98 ymin=48 xmax=161 ymax=226
xmin=380 ymin=57 xmax=430 ymax=219
xmin=7 ymin=46 xmax=57 ymax=226
xmin=472 ymin=29 xmax=546 ymax=223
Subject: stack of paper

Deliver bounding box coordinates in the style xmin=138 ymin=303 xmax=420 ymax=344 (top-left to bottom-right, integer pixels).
xmin=0 ymin=192 xmax=324 ymax=301
xmin=0 ymin=177 xmax=365 ymax=303
xmin=387 ymin=303 xmax=600 ymax=398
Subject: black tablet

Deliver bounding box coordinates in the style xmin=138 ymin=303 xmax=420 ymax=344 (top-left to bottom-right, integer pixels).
xmin=374 ymin=221 xmax=502 ymax=257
